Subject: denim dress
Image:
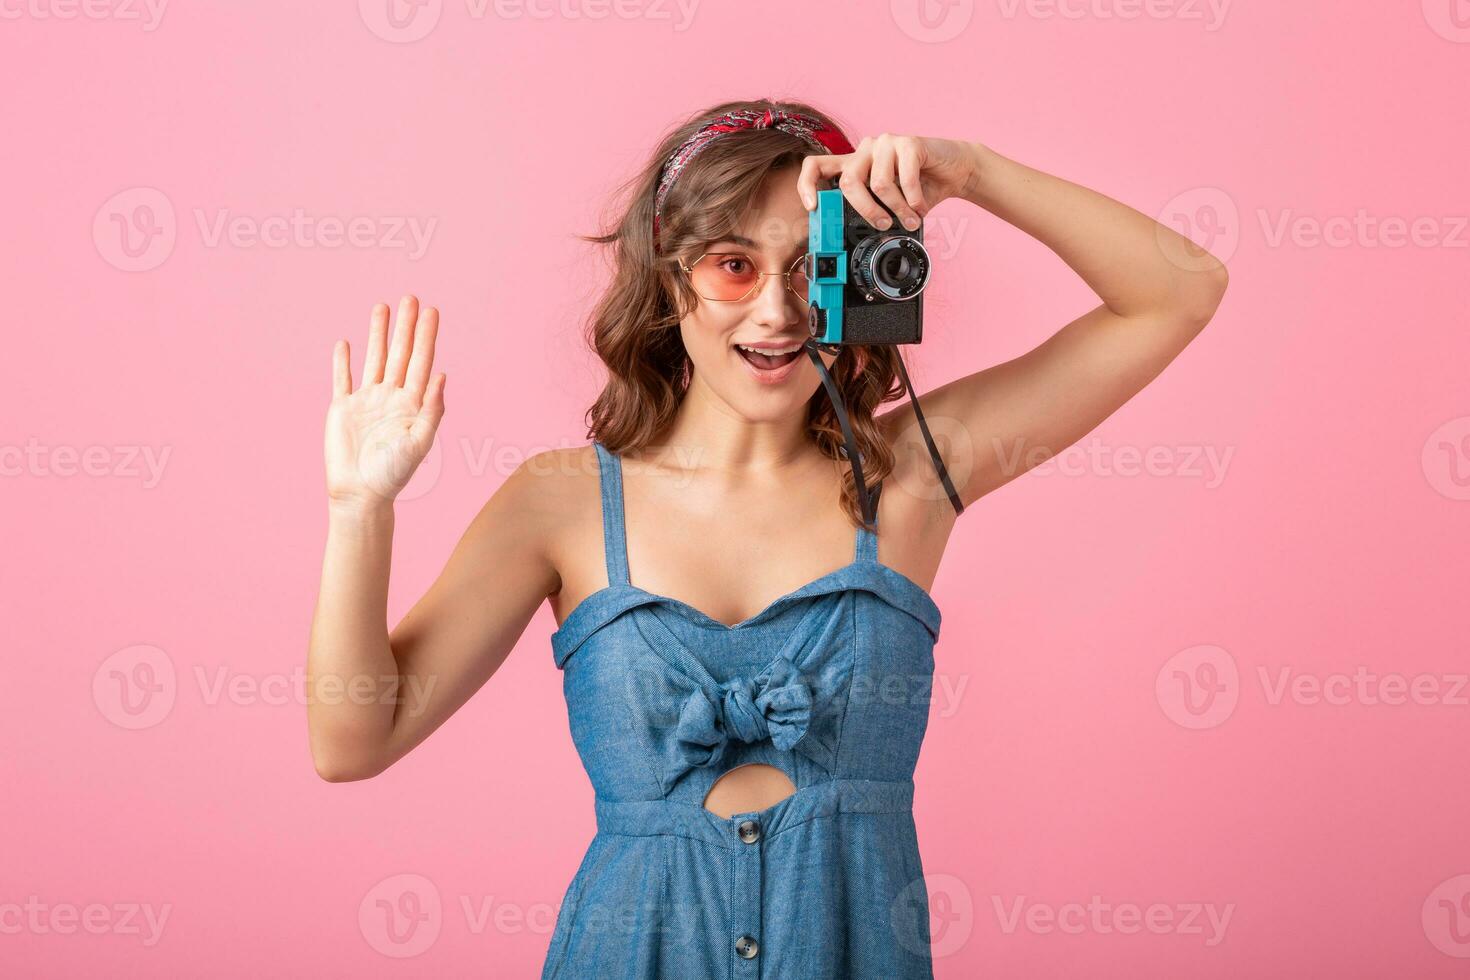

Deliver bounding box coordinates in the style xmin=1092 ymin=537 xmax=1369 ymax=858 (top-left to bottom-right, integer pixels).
xmin=541 ymin=441 xmax=942 ymax=979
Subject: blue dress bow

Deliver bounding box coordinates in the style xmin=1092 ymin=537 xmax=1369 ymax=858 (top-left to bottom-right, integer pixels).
xmin=670 ymin=658 xmax=816 ymax=773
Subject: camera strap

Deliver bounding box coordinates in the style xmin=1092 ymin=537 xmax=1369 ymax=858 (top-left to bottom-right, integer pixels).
xmin=804 ymin=341 xmax=965 ymax=528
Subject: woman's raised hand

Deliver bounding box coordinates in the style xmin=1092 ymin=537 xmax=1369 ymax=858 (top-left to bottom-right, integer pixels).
xmin=325 ymin=295 xmax=446 ymax=511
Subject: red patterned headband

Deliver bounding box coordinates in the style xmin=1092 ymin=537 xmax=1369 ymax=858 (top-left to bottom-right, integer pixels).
xmin=651 ymin=108 xmax=855 ymax=250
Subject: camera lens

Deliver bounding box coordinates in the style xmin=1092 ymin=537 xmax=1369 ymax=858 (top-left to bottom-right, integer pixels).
xmin=877 ymin=249 xmax=914 ymax=288
xmin=851 ymin=234 xmax=930 ymax=301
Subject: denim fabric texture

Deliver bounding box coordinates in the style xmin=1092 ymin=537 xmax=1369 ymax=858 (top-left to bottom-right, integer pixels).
xmin=541 ymin=440 xmax=943 ymax=979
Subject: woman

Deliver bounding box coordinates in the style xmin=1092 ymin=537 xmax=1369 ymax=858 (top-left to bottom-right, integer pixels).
xmin=306 ymin=98 xmax=1228 ymax=977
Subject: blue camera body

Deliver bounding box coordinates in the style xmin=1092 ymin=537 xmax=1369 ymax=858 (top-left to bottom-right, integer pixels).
xmin=806 ymin=187 xmax=930 ymax=346
xmin=801 ymin=191 xmax=965 ymax=520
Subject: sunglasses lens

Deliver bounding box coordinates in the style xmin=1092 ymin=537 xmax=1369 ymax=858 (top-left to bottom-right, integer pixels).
xmin=689 ymin=253 xmax=759 ymax=301
xmin=790 ymin=258 xmax=811 ymax=297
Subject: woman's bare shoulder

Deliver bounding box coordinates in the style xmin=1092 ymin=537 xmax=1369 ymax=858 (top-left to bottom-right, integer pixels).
xmin=475 ymin=445 xmax=603 ymax=593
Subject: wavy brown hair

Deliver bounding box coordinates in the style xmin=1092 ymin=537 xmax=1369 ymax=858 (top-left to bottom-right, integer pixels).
xmin=579 ymin=97 xmax=910 ymax=530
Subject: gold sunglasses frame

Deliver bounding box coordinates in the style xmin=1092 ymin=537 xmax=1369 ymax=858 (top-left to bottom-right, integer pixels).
xmin=678 ymin=251 xmax=812 ymax=307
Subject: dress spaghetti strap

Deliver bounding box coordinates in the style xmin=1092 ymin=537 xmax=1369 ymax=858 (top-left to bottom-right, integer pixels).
xmin=592 ymin=441 xmax=630 ymax=586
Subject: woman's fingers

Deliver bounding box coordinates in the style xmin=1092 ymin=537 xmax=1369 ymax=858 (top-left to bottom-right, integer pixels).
xmin=383 ymin=295 xmax=418 ymax=388
xmin=796 ymin=154 xmax=843 ymax=210
xmin=332 ymin=339 xmax=352 ymax=398
xmin=868 ymin=137 xmax=919 ymax=230
xmin=363 ymin=302 xmax=390 ymax=384
xmin=404 ymin=304 xmax=439 ymax=397
xmin=835 ymin=142 xmax=889 ymax=230
xmin=418 ymin=372 xmax=446 ymax=429
xmin=894 ymin=138 xmax=929 ymax=220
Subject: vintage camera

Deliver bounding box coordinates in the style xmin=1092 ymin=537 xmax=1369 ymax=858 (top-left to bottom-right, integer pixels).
xmin=806 ymin=187 xmax=932 ymax=345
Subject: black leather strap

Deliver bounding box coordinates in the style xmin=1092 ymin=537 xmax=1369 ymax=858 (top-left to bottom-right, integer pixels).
xmin=805 ymin=341 xmax=875 ymax=527
xmin=891 ymin=347 xmax=965 ymax=516
xmin=804 ymin=340 xmax=965 ymax=528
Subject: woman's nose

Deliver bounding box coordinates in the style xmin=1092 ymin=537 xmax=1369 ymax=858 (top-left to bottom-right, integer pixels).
xmin=750 ymin=273 xmax=802 ymax=326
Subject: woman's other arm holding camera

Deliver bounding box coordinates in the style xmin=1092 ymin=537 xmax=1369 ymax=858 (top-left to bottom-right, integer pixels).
xmin=800 ymin=136 xmax=1230 ymax=510
xmin=306 ymin=296 xmax=558 ymax=782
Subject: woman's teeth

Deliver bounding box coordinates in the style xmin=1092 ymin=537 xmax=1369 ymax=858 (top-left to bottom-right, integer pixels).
xmin=735 ymin=343 xmax=803 ymax=371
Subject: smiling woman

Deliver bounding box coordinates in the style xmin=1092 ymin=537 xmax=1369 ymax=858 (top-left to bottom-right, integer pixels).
xmin=306 ymin=94 xmax=1228 ymax=979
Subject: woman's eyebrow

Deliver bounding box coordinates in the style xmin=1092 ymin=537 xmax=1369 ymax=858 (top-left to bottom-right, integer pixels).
xmin=709 ymin=235 xmax=806 ymax=261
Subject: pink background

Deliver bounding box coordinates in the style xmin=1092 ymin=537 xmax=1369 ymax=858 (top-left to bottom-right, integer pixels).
xmin=3 ymin=0 xmax=1468 ymax=976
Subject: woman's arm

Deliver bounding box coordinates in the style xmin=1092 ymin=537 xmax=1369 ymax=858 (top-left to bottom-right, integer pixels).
xmin=306 ymin=297 xmax=558 ymax=782
xmin=894 ymin=142 xmax=1229 ymax=506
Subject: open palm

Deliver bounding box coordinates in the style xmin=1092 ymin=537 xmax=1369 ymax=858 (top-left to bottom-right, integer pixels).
xmin=325 ymin=295 xmax=446 ymax=508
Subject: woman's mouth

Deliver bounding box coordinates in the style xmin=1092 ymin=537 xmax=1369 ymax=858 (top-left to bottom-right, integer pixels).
xmin=734 ymin=341 xmax=805 ymax=384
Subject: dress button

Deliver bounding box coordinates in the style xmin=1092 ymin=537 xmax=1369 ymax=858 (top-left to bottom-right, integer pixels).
xmin=735 ymin=934 xmax=759 ymax=959
xmin=737 ymin=819 xmax=761 ymax=844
